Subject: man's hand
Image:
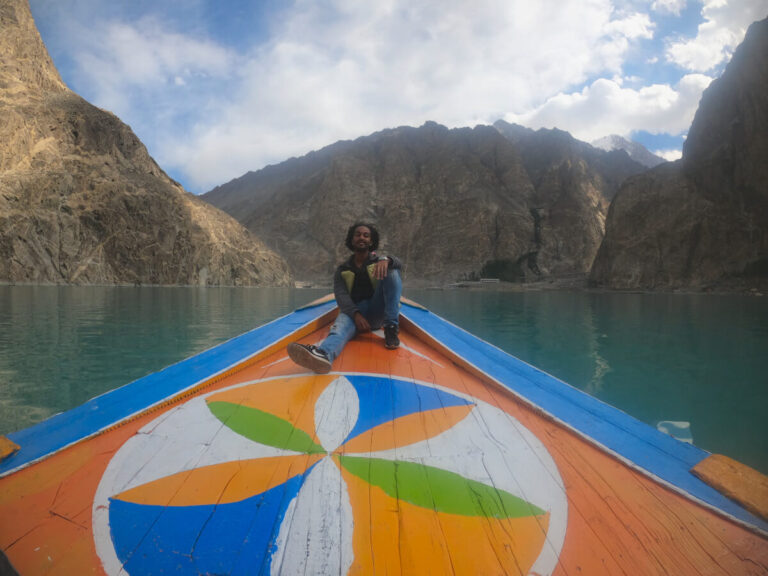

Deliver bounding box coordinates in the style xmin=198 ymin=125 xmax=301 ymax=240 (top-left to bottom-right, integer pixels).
xmin=373 ymin=258 xmax=389 ymax=280
xmin=354 ymin=312 xmax=371 ymax=333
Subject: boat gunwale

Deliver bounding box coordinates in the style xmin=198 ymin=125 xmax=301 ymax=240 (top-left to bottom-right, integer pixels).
xmin=2 ymin=297 xmax=766 ymax=537
xmin=399 ymin=302 xmax=768 ymax=536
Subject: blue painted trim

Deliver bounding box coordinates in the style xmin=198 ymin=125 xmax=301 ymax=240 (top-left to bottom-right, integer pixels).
xmin=401 ymin=302 xmax=768 ymax=532
xmin=0 ymin=301 xmax=336 ymax=477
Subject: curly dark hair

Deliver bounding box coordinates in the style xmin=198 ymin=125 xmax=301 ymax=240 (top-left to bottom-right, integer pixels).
xmin=345 ymin=222 xmax=380 ymax=252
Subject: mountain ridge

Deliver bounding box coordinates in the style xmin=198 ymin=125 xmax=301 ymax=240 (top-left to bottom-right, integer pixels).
xmin=203 ymin=120 xmax=648 ymax=284
xmin=203 ymin=18 xmax=767 ymax=292
xmin=0 ymin=0 xmax=291 ymax=286
xmin=7 ymin=1 xmax=764 ymax=292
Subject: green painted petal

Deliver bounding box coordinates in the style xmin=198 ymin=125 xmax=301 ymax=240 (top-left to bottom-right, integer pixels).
xmin=339 ymin=456 xmax=545 ymax=519
xmin=208 ymin=401 xmax=325 ymax=454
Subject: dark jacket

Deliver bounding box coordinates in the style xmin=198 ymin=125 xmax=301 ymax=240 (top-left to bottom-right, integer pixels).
xmin=333 ymin=253 xmax=402 ymax=319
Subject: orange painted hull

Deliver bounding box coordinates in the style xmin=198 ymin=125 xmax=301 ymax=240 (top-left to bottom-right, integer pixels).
xmin=1 ymin=302 xmax=766 ymax=575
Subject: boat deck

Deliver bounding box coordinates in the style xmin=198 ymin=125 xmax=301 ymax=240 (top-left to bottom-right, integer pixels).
xmin=0 ymin=301 xmax=766 ymax=575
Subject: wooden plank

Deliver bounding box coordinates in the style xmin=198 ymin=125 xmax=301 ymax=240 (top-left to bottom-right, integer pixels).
xmin=390 ymin=325 xmax=768 ymax=574
xmin=692 ymin=454 xmax=768 ymax=522
xmin=474 ymin=370 xmax=768 ymax=574
xmin=2 ymin=307 xmax=767 ymax=575
xmin=400 ymin=303 xmax=768 ymax=533
xmin=438 ymin=358 xmax=626 ymax=576
xmin=369 ymin=338 xmax=562 ymax=574
xmin=0 ymin=437 xmax=19 ymax=462
xmin=399 ymin=356 xmax=544 ymax=574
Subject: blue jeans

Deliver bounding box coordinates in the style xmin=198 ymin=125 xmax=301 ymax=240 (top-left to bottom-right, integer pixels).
xmin=319 ymin=269 xmax=402 ymax=362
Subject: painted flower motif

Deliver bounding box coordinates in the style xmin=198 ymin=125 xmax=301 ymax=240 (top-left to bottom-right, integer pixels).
xmin=102 ymin=374 xmax=556 ymax=575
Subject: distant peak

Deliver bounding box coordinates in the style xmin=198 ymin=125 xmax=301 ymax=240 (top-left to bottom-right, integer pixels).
xmin=591 ymin=135 xmax=666 ymax=168
xmin=591 ymin=134 xmax=628 ymax=148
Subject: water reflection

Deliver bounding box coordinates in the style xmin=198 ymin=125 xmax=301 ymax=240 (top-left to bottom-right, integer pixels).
xmin=408 ymin=289 xmax=768 ymax=474
xmin=0 ymin=286 xmax=326 ymax=436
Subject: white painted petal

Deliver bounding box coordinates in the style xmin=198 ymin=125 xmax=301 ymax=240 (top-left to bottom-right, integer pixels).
xmin=104 ymin=396 xmax=289 ymax=495
xmin=314 ymin=376 xmax=359 ymax=452
xmin=361 ymin=395 xmax=567 ymax=576
xmin=372 ymin=329 xmax=443 ymax=366
xmin=270 ymin=457 xmax=354 ymax=576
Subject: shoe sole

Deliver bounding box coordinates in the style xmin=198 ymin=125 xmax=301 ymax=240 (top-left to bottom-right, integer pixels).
xmin=384 ymin=328 xmax=399 ymax=350
xmin=287 ymin=343 xmax=332 ymax=374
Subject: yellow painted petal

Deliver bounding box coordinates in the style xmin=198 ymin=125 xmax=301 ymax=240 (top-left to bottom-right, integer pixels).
xmin=340 ymin=404 xmax=474 ymax=454
xmin=207 ymin=375 xmax=336 ymax=440
xmin=113 ymin=454 xmax=323 ymax=507
xmin=339 ymin=458 xmax=549 ymax=575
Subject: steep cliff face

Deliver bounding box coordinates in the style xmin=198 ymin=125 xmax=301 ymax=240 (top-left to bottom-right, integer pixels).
xmin=494 ymin=121 xmax=648 ymax=201
xmin=205 ymin=121 xmax=644 ymax=284
xmin=206 ymin=123 xmax=532 ymax=282
xmin=590 ymin=18 xmax=768 ymax=290
xmin=493 ymin=122 xmax=647 ymax=277
xmin=0 ymin=0 xmax=290 ymax=285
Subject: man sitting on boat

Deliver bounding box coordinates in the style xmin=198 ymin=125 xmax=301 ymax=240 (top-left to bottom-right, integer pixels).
xmin=288 ymin=222 xmax=402 ymax=373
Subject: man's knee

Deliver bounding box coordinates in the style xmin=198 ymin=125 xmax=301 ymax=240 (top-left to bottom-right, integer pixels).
xmin=329 ymin=311 xmax=356 ymax=335
xmin=384 ymin=268 xmax=402 ymax=287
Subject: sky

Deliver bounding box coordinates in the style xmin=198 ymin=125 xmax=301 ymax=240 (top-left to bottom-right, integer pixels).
xmin=28 ymin=0 xmax=767 ymax=194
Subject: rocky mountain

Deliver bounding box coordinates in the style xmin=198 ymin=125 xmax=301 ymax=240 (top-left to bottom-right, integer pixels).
xmin=493 ymin=121 xmax=648 ymax=202
xmin=591 ymin=135 xmax=666 ymax=168
xmin=204 ymin=121 xmax=648 ymax=284
xmin=0 ymin=0 xmax=290 ymax=286
xmin=590 ymin=17 xmax=768 ymax=291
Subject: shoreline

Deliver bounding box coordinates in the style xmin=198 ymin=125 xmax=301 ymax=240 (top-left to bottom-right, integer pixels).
xmin=401 ymin=276 xmax=766 ymax=296
xmin=0 ymin=278 xmax=764 ymax=296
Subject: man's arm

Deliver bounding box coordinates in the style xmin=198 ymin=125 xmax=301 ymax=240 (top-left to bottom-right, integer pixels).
xmin=377 ymin=255 xmax=401 ymax=269
xmin=372 ymin=254 xmax=402 ymax=280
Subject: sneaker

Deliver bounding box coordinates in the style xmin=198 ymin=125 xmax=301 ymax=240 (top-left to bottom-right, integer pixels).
xmin=287 ymin=343 xmax=332 ymax=374
xmin=383 ymin=323 xmax=400 ymax=349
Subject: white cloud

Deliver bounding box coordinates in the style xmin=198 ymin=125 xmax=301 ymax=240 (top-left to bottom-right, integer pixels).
xmin=155 ymin=0 xmax=661 ymax=190
xmin=32 ymin=0 xmax=762 ymax=192
xmin=68 ymin=16 xmax=236 ymax=117
xmin=504 ymin=73 xmax=713 ymax=143
xmin=654 ymin=148 xmax=684 ymax=161
xmin=665 ymin=0 xmax=766 ymax=71
xmin=651 ymin=0 xmax=687 ymax=16
xmin=604 ymin=12 xmax=654 ymax=39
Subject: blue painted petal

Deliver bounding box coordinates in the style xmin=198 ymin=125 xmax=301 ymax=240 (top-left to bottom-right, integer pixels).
xmin=110 ymin=472 xmax=306 ymax=576
xmin=343 ymin=375 xmax=471 ymax=444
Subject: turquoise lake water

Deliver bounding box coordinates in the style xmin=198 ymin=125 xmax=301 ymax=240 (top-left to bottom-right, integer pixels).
xmin=1 ymin=285 xmax=766 ymax=473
